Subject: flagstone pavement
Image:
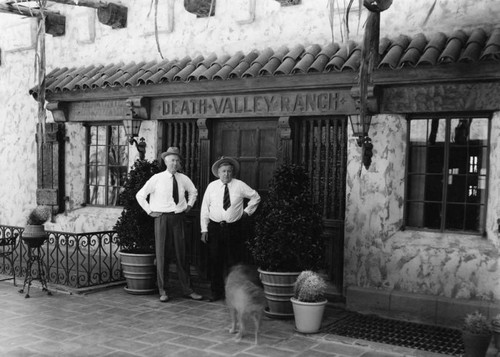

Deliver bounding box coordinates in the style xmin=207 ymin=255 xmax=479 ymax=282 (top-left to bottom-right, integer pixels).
xmin=0 ymin=281 xmax=478 ymax=357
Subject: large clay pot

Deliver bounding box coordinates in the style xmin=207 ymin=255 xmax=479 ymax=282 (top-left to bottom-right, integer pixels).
xmin=462 ymin=331 xmax=492 ymax=357
xmin=120 ymin=251 xmax=157 ymax=295
xmin=258 ymin=269 xmax=299 ymax=319
xmin=291 ymin=297 xmax=327 ymax=333
xmin=22 ymin=225 xmax=48 ymax=248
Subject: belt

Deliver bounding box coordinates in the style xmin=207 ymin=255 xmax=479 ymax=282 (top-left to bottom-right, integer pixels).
xmin=163 ymin=211 xmax=181 ymax=215
xmin=210 ymin=219 xmax=238 ymax=227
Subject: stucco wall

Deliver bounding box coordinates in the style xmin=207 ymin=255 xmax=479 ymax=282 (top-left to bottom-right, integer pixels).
xmin=344 ymin=113 xmax=500 ymax=301
xmin=0 ymin=0 xmax=500 ymax=303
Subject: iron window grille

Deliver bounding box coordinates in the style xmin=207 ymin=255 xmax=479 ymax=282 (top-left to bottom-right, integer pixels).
xmin=85 ymin=124 xmax=129 ymax=206
xmin=405 ymin=116 xmax=490 ymax=234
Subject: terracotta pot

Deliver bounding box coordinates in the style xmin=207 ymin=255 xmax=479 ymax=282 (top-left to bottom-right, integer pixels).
xmin=462 ymin=330 xmax=492 ymax=357
xmin=291 ymin=297 xmax=327 ymax=333
xmin=258 ymin=269 xmax=299 ymax=319
xmin=120 ymin=251 xmax=157 ymax=295
xmin=22 ymin=225 xmax=48 ymax=248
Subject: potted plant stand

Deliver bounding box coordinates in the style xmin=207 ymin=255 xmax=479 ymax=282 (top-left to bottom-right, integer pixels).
xmin=291 ymin=270 xmax=327 ymax=333
xmin=114 ymin=159 xmax=161 ymax=295
xmin=247 ymin=164 xmax=325 ymax=319
xmin=461 ymin=311 xmax=492 ymax=357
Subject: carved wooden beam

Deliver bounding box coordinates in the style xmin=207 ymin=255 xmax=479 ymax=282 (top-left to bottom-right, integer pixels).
xmin=3 ymin=1 xmax=127 ymax=29
xmin=0 ymin=3 xmax=65 ymax=36
xmin=49 ymin=0 xmax=128 ymax=28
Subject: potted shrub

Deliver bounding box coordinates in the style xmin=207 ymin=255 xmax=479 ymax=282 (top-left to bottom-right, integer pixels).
xmin=291 ymin=270 xmax=328 ymax=333
xmin=114 ymin=158 xmax=161 ymax=295
xmin=462 ymin=311 xmax=492 ymax=357
xmin=491 ymin=313 xmax=500 ymax=350
xmin=247 ymin=163 xmax=325 ymax=318
xmin=22 ymin=205 xmax=51 ymax=248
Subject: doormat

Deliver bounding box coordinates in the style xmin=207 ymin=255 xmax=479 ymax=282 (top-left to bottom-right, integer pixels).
xmin=323 ymin=312 xmax=464 ymax=356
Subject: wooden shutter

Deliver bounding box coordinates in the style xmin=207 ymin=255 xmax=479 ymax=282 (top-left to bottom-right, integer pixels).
xmin=36 ymin=123 xmax=65 ymax=213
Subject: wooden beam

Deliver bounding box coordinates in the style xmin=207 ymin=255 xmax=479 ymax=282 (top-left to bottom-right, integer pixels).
xmin=0 ymin=3 xmax=65 ymax=36
xmin=3 ymin=1 xmax=127 ymax=28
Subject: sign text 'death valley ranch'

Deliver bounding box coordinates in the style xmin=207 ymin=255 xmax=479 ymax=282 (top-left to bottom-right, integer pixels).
xmin=154 ymin=91 xmax=355 ymax=118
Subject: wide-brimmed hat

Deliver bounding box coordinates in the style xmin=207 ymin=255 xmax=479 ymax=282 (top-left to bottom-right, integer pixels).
xmin=160 ymin=147 xmax=183 ymax=161
xmin=211 ymin=156 xmax=239 ymax=177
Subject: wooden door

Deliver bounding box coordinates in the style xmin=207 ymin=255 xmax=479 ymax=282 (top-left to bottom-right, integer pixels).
xmin=212 ymin=118 xmax=279 ymax=194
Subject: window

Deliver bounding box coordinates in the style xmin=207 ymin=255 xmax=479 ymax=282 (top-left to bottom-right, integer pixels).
xmin=405 ymin=116 xmax=490 ymax=233
xmin=86 ymin=124 xmax=129 ymax=206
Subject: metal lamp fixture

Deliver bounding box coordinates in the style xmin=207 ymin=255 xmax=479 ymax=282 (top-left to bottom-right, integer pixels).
xmin=123 ymin=118 xmax=146 ymax=160
xmin=349 ymin=113 xmax=373 ymax=169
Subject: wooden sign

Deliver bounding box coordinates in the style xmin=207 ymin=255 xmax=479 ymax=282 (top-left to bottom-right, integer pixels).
xmin=152 ymin=90 xmax=355 ymax=119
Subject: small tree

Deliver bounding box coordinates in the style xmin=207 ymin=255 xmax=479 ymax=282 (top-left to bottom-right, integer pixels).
xmin=113 ymin=159 xmax=161 ymax=253
xmin=247 ymin=164 xmax=325 ymax=272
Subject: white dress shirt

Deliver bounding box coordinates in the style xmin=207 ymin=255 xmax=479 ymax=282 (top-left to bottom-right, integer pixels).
xmin=136 ymin=170 xmax=197 ymax=214
xmin=200 ymin=178 xmax=261 ymax=232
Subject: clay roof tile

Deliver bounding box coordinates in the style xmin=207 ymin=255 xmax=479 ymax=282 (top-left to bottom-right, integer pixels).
xmin=378 ymin=35 xmax=410 ymax=69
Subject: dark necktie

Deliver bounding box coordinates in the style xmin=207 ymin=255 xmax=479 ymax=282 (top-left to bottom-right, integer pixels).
xmin=223 ymin=184 xmax=231 ymax=210
xmin=172 ymin=174 xmax=179 ymax=204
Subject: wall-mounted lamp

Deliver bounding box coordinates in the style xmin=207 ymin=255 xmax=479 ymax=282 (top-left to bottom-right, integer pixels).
xmin=123 ymin=118 xmax=146 ymax=160
xmin=349 ymin=113 xmax=373 ymax=169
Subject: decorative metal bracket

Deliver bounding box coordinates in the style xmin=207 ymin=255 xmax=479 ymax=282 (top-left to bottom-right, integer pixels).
xmin=125 ymin=96 xmax=150 ymax=120
xmin=350 ymin=85 xmax=380 ymax=114
xmin=46 ymin=101 xmax=68 ymax=122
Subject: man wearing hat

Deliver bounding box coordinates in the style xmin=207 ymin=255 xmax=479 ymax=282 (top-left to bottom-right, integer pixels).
xmin=200 ymin=156 xmax=261 ymax=301
xmin=136 ymin=147 xmax=202 ymax=302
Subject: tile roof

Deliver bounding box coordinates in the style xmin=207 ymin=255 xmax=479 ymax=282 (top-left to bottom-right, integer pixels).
xmin=31 ymin=28 xmax=500 ymax=97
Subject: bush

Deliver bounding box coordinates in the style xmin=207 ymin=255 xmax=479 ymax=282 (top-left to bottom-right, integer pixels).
xmin=26 ymin=205 xmax=51 ymax=225
xmin=463 ymin=311 xmax=491 ymax=335
xmin=293 ymin=270 xmax=327 ymax=302
xmin=113 ymin=159 xmax=161 ymax=253
xmin=247 ymin=164 xmax=324 ymax=271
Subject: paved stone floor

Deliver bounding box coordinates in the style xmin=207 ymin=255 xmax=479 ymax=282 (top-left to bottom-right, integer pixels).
xmin=0 ymin=280 xmax=497 ymax=357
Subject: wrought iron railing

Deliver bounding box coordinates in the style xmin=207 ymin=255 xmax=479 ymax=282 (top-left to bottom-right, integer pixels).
xmin=0 ymin=225 xmax=123 ymax=289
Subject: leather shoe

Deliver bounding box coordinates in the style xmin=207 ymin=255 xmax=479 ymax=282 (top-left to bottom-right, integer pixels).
xmin=185 ymin=292 xmax=203 ymax=301
xmin=159 ymin=294 xmax=169 ymax=302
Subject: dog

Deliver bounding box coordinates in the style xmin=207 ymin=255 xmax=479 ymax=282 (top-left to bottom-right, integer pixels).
xmin=224 ymin=264 xmax=267 ymax=344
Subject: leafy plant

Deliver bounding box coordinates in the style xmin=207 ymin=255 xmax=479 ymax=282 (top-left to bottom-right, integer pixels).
xmin=463 ymin=311 xmax=491 ymax=335
xmin=247 ymin=163 xmax=324 ymax=272
xmin=293 ymin=270 xmax=327 ymax=303
xmin=26 ymin=205 xmax=51 ymax=225
xmin=113 ymin=159 xmax=161 ymax=253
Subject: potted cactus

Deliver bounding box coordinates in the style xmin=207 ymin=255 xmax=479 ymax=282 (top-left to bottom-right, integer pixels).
xmin=462 ymin=311 xmax=492 ymax=357
xmin=291 ymin=270 xmax=328 ymax=333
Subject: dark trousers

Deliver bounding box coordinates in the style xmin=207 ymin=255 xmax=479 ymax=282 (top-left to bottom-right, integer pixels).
xmin=154 ymin=213 xmax=193 ymax=296
xmin=208 ymin=219 xmax=244 ymax=296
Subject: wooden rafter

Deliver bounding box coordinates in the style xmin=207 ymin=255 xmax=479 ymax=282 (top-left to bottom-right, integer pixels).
xmin=0 ymin=0 xmax=127 ymax=29
xmin=0 ymin=3 xmax=65 ymax=36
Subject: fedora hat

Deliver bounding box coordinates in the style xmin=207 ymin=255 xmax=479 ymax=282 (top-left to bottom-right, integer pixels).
xmin=211 ymin=156 xmax=239 ymax=177
xmin=161 ymin=147 xmax=183 ymax=161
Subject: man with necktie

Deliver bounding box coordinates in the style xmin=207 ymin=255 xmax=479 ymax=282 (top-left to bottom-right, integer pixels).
xmin=136 ymin=147 xmax=202 ymax=302
xmin=200 ymin=156 xmax=261 ymax=301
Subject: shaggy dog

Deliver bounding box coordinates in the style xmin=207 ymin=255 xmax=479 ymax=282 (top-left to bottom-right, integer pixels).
xmin=224 ymin=264 xmax=267 ymax=344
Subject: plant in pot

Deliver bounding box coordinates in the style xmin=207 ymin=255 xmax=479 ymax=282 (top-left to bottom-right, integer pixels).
xmin=114 ymin=158 xmax=161 ymax=295
xmin=247 ymin=163 xmax=325 ymax=319
xmin=462 ymin=311 xmax=492 ymax=357
xmin=490 ymin=313 xmax=500 ymax=351
xmin=291 ymin=270 xmax=328 ymax=333
xmin=23 ymin=205 xmax=52 ymax=248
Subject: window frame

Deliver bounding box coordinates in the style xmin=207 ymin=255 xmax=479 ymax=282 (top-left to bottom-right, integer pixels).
xmin=85 ymin=122 xmax=129 ymax=207
xmin=404 ymin=113 xmax=491 ymax=235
